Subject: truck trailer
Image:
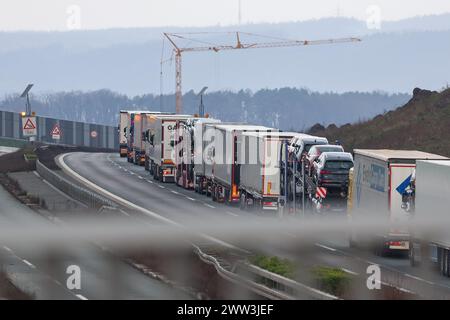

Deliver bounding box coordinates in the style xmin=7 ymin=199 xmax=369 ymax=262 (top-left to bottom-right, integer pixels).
xmin=409 ymin=159 xmax=450 ymax=276
xmin=238 ymin=131 xmax=302 ymax=211
xmin=132 ymin=111 xmax=172 ymax=166
xmin=145 ymin=114 xmax=192 ymax=183
xmin=348 ymin=149 xmax=447 ymax=255
xmin=118 ymin=110 xmax=128 ymax=157
xmin=174 ymin=117 xmax=221 ymax=189
xmin=209 ymin=124 xmax=273 ymax=204
xmin=125 ymin=111 xmax=148 ymax=163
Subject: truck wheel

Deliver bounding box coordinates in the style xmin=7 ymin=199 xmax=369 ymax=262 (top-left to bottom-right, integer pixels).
xmin=206 ymin=182 xmax=211 ymax=197
xmin=211 ymin=185 xmax=216 ymax=201
xmin=409 ymin=247 xmax=415 ymax=267
xmin=240 ymin=193 xmax=247 ymax=211
xmin=348 ymin=235 xmax=357 ymax=249
xmin=153 ymin=165 xmax=158 ymax=180
xmin=443 ymin=249 xmax=450 ymax=277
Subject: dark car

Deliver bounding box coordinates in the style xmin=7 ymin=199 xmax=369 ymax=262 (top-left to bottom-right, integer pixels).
xmin=306 ymin=144 xmax=344 ymax=175
xmin=312 ymin=152 xmax=354 ymax=188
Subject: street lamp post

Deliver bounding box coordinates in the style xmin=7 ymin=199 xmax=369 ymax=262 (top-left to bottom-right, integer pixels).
xmin=197 ymin=86 xmax=208 ymax=117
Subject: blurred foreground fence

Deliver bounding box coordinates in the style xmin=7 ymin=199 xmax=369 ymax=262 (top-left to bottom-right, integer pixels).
xmin=36 ymin=159 xmax=117 ymax=209
xmin=0 ymin=110 xmax=118 ymax=150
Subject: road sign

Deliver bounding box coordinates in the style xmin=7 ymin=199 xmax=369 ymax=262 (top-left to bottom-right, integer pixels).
xmin=22 ymin=116 xmax=37 ymax=137
xmin=51 ymin=124 xmax=61 ymax=140
xmin=396 ymin=174 xmax=412 ymax=195
xmin=316 ymin=187 xmax=327 ymax=199
xmin=90 ymin=130 xmax=98 ymax=138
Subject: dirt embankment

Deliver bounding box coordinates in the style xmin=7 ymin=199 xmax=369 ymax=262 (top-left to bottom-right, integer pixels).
xmin=308 ymin=87 xmax=450 ymax=157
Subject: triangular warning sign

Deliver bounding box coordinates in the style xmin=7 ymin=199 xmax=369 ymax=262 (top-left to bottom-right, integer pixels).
xmin=24 ymin=118 xmax=36 ymax=130
xmin=51 ymin=124 xmax=61 ymax=135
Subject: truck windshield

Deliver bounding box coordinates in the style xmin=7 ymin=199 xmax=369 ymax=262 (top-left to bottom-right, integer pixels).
xmin=325 ymin=161 xmax=353 ymax=170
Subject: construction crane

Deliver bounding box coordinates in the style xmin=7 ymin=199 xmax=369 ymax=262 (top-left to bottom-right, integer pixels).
xmin=163 ymin=32 xmax=361 ymax=114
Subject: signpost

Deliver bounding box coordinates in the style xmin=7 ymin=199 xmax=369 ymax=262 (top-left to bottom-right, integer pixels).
xmin=90 ymin=130 xmax=98 ymax=138
xmin=20 ymin=84 xmax=37 ymax=141
xmin=51 ymin=124 xmax=61 ymax=140
xmin=22 ymin=116 xmax=37 ymax=137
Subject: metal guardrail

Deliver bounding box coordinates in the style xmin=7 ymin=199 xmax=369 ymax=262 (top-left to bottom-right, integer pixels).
xmin=235 ymin=262 xmax=338 ymax=300
xmin=193 ymin=245 xmax=337 ymax=300
xmin=36 ymin=159 xmax=117 ymax=209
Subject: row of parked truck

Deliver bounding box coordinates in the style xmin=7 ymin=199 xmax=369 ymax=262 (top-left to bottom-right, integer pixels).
xmin=118 ymin=110 xmax=450 ymax=277
xmin=119 ymin=110 xmax=355 ymax=212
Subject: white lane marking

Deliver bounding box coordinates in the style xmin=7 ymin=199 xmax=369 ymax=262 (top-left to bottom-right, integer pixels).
xmin=76 ymin=294 xmax=88 ymax=300
xmin=315 ymin=243 xmax=337 ymax=252
xmin=341 ymin=268 xmax=359 ymax=276
xmin=57 ymin=153 xmax=245 ymax=252
xmin=123 ymin=169 xmax=128 ymax=172
xmin=405 ymin=273 xmax=435 ymax=285
xmin=226 ymin=211 xmax=239 ymax=217
xmin=203 ymin=203 xmax=215 ymax=209
xmin=118 ymin=166 xmax=122 ymax=169
xmin=185 ymin=196 xmax=195 ymax=201
xmin=138 ymin=176 xmax=143 ymax=179
xmin=3 ymin=246 xmax=12 ymax=253
xmin=171 ymin=190 xmax=180 ymax=195
xmin=53 ymin=279 xmax=62 ymax=286
xmin=129 ymin=171 xmax=135 ymax=175
xmin=145 ymin=179 xmax=154 ymax=184
xmin=22 ymin=259 xmax=35 ymax=268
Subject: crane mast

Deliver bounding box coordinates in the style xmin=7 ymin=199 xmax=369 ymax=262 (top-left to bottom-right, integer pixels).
xmin=163 ymin=32 xmax=361 ymax=114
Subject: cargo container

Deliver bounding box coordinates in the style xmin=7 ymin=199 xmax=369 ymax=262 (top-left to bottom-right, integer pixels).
xmin=348 ymin=149 xmax=447 ymax=255
xmin=210 ymin=124 xmax=273 ymax=203
xmin=174 ymin=117 xmax=221 ymax=189
xmin=409 ymin=159 xmax=450 ymax=276
xmin=239 ymin=131 xmax=301 ymax=210
xmin=145 ymin=114 xmax=192 ymax=182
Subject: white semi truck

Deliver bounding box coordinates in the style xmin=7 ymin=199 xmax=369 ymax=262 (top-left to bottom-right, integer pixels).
xmin=348 ymin=149 xmax=447 ymax=255
xmin=125 ymin=111 xmax=149 ymax=163
xmin=145 ymin=114 xmax=192 ymax=182
xmin=174 ymin=117 xmax=221 ymax=189
xmin=118 ymin=110 xmax=128 ymax=157
xmin=238 ymin=131 xmax=302 ymax=210
xmin=409 ymin=159 xmax=450 ymax=276
xmin=209 ymin=124 xmax=273 ymax=204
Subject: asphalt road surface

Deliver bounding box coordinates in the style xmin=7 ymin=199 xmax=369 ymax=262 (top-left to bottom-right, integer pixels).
xmin=0 ymin=180 xmax=191 ymax=300
xmin=62 ymin=152 xmax=450 ymax=299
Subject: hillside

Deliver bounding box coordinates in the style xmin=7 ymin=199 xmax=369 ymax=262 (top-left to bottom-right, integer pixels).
xmin=309 ymin=88 xmax=450 ymax=157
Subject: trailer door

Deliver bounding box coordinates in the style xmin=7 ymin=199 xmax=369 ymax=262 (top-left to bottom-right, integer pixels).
xmin=389 ymin=163 xmax=415 ymax=247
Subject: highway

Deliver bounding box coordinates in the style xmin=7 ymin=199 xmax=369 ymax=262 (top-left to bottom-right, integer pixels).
xmin=0 ymin=177 xmax=191 ymax=300
xmin=61 ymin=152 xmax=450 ymax=299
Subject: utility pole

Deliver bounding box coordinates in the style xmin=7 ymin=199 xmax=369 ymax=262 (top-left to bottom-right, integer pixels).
xmin=238 ymin=0 xmax=242 ymax=25
xmin=197 ymin=86 xmax=208 ymax=117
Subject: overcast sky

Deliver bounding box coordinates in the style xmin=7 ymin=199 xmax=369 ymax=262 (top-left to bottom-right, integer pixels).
xmin=1 ymin=0 xmax=450 ymax=31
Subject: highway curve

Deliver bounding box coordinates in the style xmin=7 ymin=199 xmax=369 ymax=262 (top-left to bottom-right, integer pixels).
xmin=61 ymin=152 xmax=450 ymax=299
